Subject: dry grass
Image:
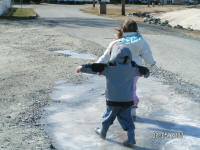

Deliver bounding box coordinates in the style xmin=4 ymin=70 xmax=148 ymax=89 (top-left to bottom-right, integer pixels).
xmin=1 ymin=8 xmax=36 ymax=19
xmin=82 ymin=4 xmax=187 ymax=22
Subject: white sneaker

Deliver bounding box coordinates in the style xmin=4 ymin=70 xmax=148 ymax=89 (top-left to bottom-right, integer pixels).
xmin=95 ymin=127 xmax=106 ymax=139
xmin=131 ymin=108 xmax=136 ymax=121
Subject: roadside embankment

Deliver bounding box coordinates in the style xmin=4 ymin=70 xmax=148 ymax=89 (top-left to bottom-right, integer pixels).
xmin=0 ymin=8 xmax=38 ymax=19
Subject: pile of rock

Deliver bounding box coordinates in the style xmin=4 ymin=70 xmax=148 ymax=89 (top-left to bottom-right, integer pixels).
xmin=127 ymin=12 xmax=150 ymax=18
xmin=143 ymin=14 xmax=194 ymax=31
xmin=144 ymin=15 xmax=172 ymax=27
xmin=128 ymin=12 xmax=194 ymax=31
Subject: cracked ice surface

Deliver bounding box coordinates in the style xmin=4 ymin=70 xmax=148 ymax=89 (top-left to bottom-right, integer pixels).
xmin=43 ymin=74 xmax=200 ymax=150
xmin=54 ymin=50 xmax=97 ymax=60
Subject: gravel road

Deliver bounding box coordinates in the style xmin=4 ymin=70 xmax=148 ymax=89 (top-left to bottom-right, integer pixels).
xmin=0 ymin=4 xmax=199 ymax=150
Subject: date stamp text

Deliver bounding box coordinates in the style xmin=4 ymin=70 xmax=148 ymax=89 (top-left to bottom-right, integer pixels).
xmin=153 ymin=131 xmax=184 ymax=139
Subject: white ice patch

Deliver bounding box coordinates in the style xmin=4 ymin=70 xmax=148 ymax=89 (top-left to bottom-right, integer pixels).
xmin=54 ymin=50 xmax=97 ymax=60
xmin=162 ymin=137 xmax=200 ymax=150
xmin=43 ymin=75 xmax=200 ymax=150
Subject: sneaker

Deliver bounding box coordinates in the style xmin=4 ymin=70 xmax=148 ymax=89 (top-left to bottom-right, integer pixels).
xmin=95 ymin=127 xmax=106 ymax=139
xmin=131 ymin=107 xmax=137 ymax=121
xmin=123 ymin=139 xmax=136 ymax=148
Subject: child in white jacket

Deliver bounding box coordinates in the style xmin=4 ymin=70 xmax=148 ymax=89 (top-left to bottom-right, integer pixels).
xmin=96 ymin=19 xmax=156 ymax=120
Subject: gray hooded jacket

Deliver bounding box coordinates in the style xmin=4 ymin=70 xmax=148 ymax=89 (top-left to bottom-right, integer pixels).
xmin=81 ymin=45 xmax=149 ymax=105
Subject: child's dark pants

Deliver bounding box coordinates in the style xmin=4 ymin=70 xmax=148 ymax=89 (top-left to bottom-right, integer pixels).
xmin=101 ymin=105 xmax=135 ymax=143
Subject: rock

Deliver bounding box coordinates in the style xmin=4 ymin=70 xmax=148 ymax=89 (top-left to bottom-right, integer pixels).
xmin=143 ymin=17 xmax=149 ymax=22
xmin=133 ymin=12 xmax=142 ymax=17
xmin=154 ymin=18 xmax=160 ymax=24
xmin=164 ymin=20 xmax=169 ymax=25
xmin=132 ymin=12 xmax=139 ymax=17
xmin=150 ymin=16 xmax=155 ymax=20
xmin=142 ymin=12 xmax=149 ymax=17
xmin=187 ymin=27 xmax=194 ymax=31
xmin=149 ymin=17 xmax=154 ymax=22
xmin=152 ymin=20 xmax=157 ymax=24
xmin=174 ymin=25 xmax=183 ymax=29
xmin=127 ymin=12 xmax=133 ymax=16
xmin=166 ymin=24 xmax=172 ymax=28
xmin=160 ymin=22 xmax=166 ymax=26
xmin=130 ymin=12 xmax=150 ymax=18
xmin=145 ymin=14 xmax=151 ymax=18
xmin=143 ymin=15 xmax=186 ymax=30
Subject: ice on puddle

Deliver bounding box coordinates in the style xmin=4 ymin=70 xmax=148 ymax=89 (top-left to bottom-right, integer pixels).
xmin=59 ymin=94 xmax=73 ymax=100
xmin=42 ymin=75 xmax=200 ymax=150
xmin=162 ymin=137 xmax=200 ymax=150
xmin=55 ymin=50 xmax=97 ymax=60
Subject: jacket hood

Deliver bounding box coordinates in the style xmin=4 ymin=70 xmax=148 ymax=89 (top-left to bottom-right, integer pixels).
xmin=110 ymin=45 xmax=132 ymax=64
xmin=120 ymin=32 xmax=142 ymax=45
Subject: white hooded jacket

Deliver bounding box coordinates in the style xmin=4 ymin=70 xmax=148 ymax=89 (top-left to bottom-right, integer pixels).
xmin=97 ymin=32 xmax=156 ymax=66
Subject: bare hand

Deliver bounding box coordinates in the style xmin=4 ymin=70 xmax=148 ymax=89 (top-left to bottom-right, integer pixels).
xmin=76 ymin=66 xmax=82 ymax=73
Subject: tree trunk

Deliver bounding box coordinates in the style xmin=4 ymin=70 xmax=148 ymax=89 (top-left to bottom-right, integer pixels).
xmin=93 ymin=0 xmax=95 ymax=7
xmin=99 ymin=2 xmax=106 ymax=14
xmin=148 ymin=0 xmax=150 ymax=7
xmin=121 ymin=0 xmax=125 ymax=16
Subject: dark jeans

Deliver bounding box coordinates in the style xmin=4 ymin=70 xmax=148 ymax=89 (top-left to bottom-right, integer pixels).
xmin=101 ymin=105 xmax=135 ymax=142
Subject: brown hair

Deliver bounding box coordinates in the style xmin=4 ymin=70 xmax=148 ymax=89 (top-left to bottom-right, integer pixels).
xmin=115 ymin=19 xmax=138 ymax=40
xmin=109 ymin=20 xmax=138 ymax=56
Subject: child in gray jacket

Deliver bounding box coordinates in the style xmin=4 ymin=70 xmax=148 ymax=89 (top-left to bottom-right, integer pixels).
xmin=76 ymin=45 xmax=149 ymax=147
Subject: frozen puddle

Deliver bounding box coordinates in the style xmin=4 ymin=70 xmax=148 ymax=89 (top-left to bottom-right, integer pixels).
xmin=43 ymin=74 xmax=200 ymax=150
xmin=54 ymin=50 xmax=97 ymax=60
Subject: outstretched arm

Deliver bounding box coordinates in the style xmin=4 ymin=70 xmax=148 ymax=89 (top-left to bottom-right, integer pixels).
xmin=76 ymin=63 xmax=107 ymax=75
xmin=140 ymin=40 xmax=156 ymax=66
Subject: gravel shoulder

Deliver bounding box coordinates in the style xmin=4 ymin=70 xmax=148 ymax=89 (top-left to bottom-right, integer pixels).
xmin=0 ymin=19 xmax=103 ymax=149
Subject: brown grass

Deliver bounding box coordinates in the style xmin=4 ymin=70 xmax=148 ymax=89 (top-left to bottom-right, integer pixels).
xmin=1 ymin=8 xmax=37 ymax=19
xmin=3 ymin=8 xmax=35 ymax=17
